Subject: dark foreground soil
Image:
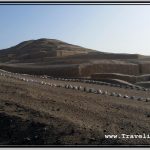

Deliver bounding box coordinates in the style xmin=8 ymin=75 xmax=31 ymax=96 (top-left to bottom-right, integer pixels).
xmin=0 ymin=74 xmax=150 ymax=146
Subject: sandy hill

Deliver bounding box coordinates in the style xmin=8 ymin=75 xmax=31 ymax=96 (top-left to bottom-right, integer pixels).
xmin=0 ymin=38 xmax=148 ymax=64
xmin=0 ymin=38 xmax=95 ymax=63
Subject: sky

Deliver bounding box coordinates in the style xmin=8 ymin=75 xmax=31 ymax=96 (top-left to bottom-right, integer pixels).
xmin=0 ymin=5 xmax=150 ymax=55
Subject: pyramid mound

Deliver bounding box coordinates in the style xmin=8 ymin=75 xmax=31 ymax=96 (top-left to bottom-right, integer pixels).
xmin=0 ymin=38 xmax=93 ymax=63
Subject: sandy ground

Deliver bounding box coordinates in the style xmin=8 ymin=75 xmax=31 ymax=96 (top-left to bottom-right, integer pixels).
xmin=0 ymin=71 xmax=150 ymax=145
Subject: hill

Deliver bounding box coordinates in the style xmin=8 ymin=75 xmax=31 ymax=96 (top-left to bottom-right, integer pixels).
xmin=0 ymin=38 xmax=148 ymax=64
xmin=1 ymin=38 xmax=150 ymax=78
xmin=0 ymin=38 xmax=94 ymax=63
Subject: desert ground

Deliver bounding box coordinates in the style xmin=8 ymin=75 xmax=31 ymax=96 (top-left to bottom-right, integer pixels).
xmin=0 ymin=39 xmax=150 ymax=146
xmin=0 ymin=69 xmax=150 ymax=145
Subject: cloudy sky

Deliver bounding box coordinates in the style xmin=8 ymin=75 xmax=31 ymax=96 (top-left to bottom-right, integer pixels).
xmin=0 ymin=5 xmax=150 ymax=55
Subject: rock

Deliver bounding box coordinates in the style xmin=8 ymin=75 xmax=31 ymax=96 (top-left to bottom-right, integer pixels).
xmin=68 ymin=85 xmax=73 ymax=89
xmin=65 ymin=85 xmax=69 ymax=89
xmin=73 ymin=86 xmax=78 ymax=90
xmin=78 ymin=86 xmax=84 ymax=91
xmin=116 ymin=93 xmax=122 ymax=97
xmin=102 ymin=91 xmax=108 ymax=95
xmin=110 ymin=92 xmax=116 ymax=96
xmin=146 ymin=98 xmax=150 ymax=102
xmin=123 ymin=95 xmax=129 ymax=99
xmin=97 ymin=89 xmax=103 ymax=94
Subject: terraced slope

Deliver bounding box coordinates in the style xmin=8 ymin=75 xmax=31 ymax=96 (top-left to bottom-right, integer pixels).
xmin=1 ymin=38 xmax=150 ymax=77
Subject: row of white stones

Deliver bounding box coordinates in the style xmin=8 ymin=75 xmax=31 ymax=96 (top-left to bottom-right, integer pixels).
xmin=45 ymin=76 xmax=149 ymax=92
xmin=1 ymin=69 xmax=148 ymax=92
xmin=0 ymin=70 xmax=150 ymax=102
